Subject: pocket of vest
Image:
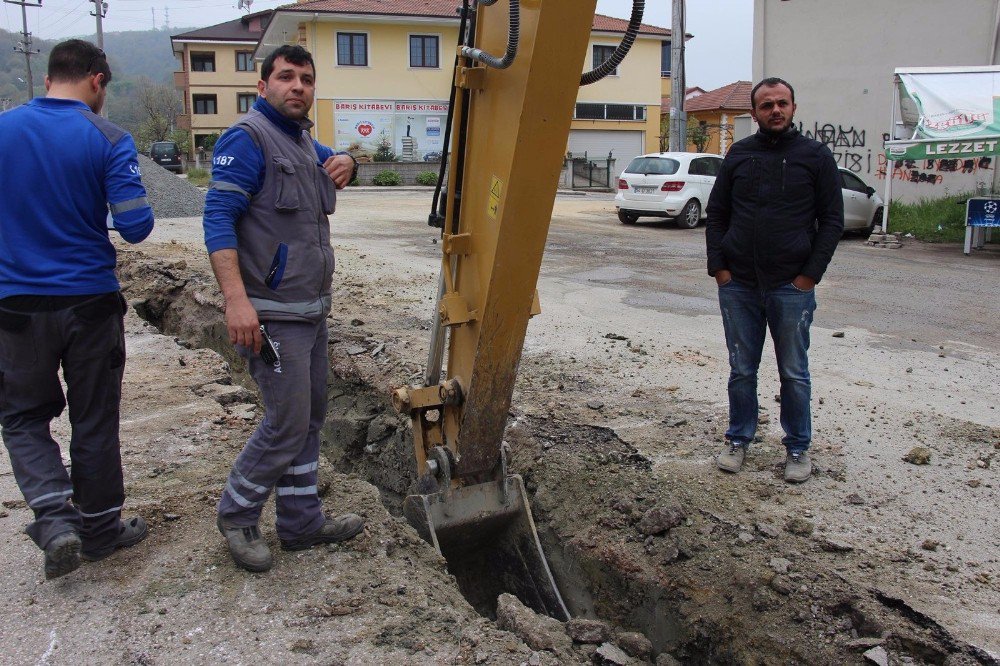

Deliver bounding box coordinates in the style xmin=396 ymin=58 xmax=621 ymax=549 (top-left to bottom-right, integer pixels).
xmin=265 ymin=243 xmax=288 ymax=290
xmin=273 ymin=157 xmax=301 ymax=212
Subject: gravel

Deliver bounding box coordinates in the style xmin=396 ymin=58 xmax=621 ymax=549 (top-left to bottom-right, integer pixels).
xmin=138 ymin=154 xmax=206 ymax=219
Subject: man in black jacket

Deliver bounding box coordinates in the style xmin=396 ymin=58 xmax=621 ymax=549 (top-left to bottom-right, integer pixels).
xmin=705 ymin=77 xmax=844 ymax=483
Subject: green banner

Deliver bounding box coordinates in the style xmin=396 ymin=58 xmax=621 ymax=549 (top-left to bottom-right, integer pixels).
xmin=885 ymin=137 xmax=1000 ymax=160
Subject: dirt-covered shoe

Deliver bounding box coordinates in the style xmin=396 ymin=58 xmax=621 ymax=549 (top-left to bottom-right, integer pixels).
xmin=784 ymin=451 xmax=812 ymax=483
xmin=81 ymin=516 xmax=149 ymax=562
xmin=217 ymin=517 xmax=272 ymax=572
xmin=716 ymin=442 xmax=746 ymax=473
xmin=44 ymin=531 xmax=82 ymax=580
xmin=280 ymin=513 xmax=365 ymax=551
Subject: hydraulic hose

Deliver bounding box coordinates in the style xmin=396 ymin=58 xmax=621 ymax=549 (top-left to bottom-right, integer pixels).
xmin=581 ymin=0 xmax=644 ymax=86
xmin=460 ymin=0 xmax=519 ymax=70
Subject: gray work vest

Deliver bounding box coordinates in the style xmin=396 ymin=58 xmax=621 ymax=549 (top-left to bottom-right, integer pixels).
xmin=233 ymin=108 xmax=336 ymax=323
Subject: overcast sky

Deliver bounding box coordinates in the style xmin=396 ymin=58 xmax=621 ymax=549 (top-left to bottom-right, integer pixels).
xmin=7 ymin=0 xmax=753 ymax=91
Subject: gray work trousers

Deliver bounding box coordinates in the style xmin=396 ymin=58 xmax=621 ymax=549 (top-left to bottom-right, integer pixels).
xmin=0 ymin=293 xmax=126 ymax=551
xmin=218 ymin=318 xmax=327 ymax=540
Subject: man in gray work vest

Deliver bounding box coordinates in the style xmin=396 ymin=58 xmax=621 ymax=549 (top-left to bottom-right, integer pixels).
xmin=202 ymin=45 xmax=363 ymax=572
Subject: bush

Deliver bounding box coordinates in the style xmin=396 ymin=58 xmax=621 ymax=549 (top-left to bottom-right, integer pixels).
xmin=186 ymin=167 xmax=210 ymax=187
xmin=372 ymin=169 xmax=402 ymax=186
xmin=201 ymin=132 xmax=220 ymax=152
xmin=415 ymin=171 xmax=439 ymax=186
xmin=887 ymin=192 xmax=972 ymax=243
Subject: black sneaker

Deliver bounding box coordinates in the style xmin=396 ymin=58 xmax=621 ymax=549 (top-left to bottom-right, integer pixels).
xmin=217 ymin=517 xmax=272 ymax=572
xmin=81 ymin=516 xmax=149 ymax=562
xmin=280 ymin=513 xmax=365 ymax=551
xmin=44 ymin=531 xmax=82 ymax=580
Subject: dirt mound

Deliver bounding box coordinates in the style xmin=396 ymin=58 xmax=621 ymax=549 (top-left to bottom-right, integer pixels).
xmin=138 ymin=154 xmax=205 ymax=218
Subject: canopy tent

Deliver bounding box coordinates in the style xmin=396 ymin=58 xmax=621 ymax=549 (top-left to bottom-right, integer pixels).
xmin=882 ymin=66 xmax=1000 ymax=232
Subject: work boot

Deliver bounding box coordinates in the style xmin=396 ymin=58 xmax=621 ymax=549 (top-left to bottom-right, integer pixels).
xmin=81 ymin=516 xmax=149 ymax=562
xmin=280 ymin=513 xmax=365 ymax=551
xmin=784 ymin=451 xmax=812 ymax=483
xmin=217 ymin=517 xmax=272 ymax=572
xmin=44 ymin=531 xmax=82 ymax=580
xmin=716 ymin=441 xmax=746 ymax=473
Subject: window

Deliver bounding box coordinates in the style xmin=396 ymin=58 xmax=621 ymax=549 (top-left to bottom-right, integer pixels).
xmin=625 ymin=157 xmax=679 ymax=176
xmin=236 ymin=51 xmax=255 ymax=72
xmin=841 ymin=171 xmax=869 ymax=193
xmin=337 ymin=32 xmax=368 ymax=66
xmin=661 ymin=41 xmax=671 ymax=77
xmin=409 ymin=35 xmax=439 ymax=68
xmin=237 ymin=93 xmax=256 ymax=114
xmin=191 ymin=52 xmax=216 ymax=72
xmin=574 ymin=103 xmax=645 ymax=121
xmin=193 ymin=94 xmax=217 ymax=114
xmin=592 ymin=45 xmax=617 ymax=76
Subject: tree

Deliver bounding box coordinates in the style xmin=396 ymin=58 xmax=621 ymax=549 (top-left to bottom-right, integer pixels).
xmin=688 ymin=118 xmax=712 ymax=153
xmin=132 ymin=77 xmax=182 ymax=152
xmin=373 ymin=130 xmax=397 ymax=162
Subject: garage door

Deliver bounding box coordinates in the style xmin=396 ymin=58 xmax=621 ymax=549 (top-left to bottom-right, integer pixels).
xmin=567 ymin=130 xmax=645 ymax=164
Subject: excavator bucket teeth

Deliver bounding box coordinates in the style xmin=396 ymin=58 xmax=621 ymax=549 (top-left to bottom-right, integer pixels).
xmin=403 ymin=474 xmax=569 ymax=621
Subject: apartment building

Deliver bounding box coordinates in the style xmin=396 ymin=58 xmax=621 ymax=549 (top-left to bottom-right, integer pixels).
xmin=171 ymin=0 xmax=673 ymax=163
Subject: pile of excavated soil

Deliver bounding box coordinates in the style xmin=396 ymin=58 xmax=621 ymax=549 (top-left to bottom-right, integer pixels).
xmin=102 ymin=240 xmax=997 ymax=666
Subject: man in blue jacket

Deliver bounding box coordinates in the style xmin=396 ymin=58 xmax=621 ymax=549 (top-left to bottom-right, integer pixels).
xmin=706 ymin=77 xmax=844 ymax=483
xmin=0 ymin=40 xmax=154 ymax=578
xmin=204 ymin=45 xmax=363 ymax=572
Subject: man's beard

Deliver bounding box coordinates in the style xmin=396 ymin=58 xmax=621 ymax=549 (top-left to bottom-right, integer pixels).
xmin=759 ymin=117 xmax=794 ymax=136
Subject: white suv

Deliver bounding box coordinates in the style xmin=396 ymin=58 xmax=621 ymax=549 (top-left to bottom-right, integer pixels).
xmin=614 ymin=152 xmax=723 ymax=228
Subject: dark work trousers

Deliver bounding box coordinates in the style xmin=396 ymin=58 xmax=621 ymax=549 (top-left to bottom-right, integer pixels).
xmin=218 ymin=319 xmax=327 ymax=541
xmin=0 ymin=292 xmax=127 ymax=551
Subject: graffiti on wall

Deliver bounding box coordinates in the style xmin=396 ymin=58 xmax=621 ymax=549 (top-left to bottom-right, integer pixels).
xmin=797 ymin=121 xmax=872 ymax=174
xmin=874 ymin=155 xmax=994 ymax=186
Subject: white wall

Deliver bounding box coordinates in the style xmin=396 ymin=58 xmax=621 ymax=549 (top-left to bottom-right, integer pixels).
xmin=753 ymin=0 xmax=1000 ymax=201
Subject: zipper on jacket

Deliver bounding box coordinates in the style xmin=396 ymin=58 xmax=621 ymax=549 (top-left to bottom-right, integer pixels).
xmin=781 ymin=158 xmax=787 ymax=195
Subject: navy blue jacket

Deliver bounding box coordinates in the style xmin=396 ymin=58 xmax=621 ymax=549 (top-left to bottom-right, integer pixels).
xmin=705 ymin=128 xmax=844 ymax=288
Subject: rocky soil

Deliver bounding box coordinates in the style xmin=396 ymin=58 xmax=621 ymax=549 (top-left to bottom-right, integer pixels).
xmin=0 ymin=176 xmax=996 ymax=664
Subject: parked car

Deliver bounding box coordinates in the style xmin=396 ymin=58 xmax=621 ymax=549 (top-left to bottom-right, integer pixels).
xmin=839 ymin=168 xmax=883 ymax=234
xmin=150 ymin=141 xmax=182 ymax=173
xmin=614 ymin=152 xmax=723 ymax=228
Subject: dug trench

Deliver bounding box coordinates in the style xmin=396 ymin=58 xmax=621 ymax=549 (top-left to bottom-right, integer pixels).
xmin=117 ymin=247 xmax=995 ymax=666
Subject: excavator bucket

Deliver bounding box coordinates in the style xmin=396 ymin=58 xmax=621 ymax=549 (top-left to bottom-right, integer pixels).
xmin=403 ymin=474 xmax=569 ymax=621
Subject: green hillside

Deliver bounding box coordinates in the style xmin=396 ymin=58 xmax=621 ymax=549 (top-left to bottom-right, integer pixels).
xmin=0 ymin=27 xmax=192 ymax=108
xmin=1 ymin=27 xmax=197 ymax=146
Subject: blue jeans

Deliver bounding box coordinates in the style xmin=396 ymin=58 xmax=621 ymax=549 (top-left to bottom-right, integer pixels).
xmin=717 ymin=279 xmax=816 ymax=453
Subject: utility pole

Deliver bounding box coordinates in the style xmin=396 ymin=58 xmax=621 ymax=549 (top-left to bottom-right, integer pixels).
xmin=4 ymin=0 xmax=41 ymax=102
xmin=91 ymin=0 xmax=108 ymax=50
xmin=668 ymin=0 xmax=687 ymax=152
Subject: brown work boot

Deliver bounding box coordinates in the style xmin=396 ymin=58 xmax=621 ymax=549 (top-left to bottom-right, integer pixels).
xmin=716 ymin=441 xmax=746 ymax=473
xmin=217 ymin=516 xmax=273 ymax=572
xmin=280 ymin=513 xmax=365 ymax=551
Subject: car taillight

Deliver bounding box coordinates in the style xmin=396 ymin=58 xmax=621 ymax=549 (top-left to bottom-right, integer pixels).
xmin=618 ymin=179 xmax=629 ymax=190
xmin=661 ymin=182 xmax=684 ymax=192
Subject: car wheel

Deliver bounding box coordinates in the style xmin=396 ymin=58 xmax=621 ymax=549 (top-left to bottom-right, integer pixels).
xmin=869 ymin=206 xmax=883 ymax=234
xmin=676 ymin=200 xmax=701 ymax=229
xmin=618 ymin=210 xmax=638 ymax=225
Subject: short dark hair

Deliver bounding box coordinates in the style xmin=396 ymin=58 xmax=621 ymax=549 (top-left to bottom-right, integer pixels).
xmin=750 ymin=77 xmax=794 ymax=108
xmin=260 ymin=45 xmax=315 ymax=82
xmin=47 ymin=39 xmax=112 ymax=88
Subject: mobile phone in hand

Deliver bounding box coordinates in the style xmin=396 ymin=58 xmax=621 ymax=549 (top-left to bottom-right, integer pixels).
xmin=259 ymin=325 xmax=280 ymax=365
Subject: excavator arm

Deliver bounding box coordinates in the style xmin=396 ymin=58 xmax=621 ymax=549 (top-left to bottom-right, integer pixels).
xmin=391 ymin=0 xmax=644 ymax=619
